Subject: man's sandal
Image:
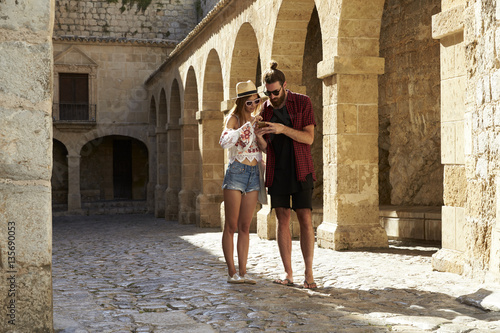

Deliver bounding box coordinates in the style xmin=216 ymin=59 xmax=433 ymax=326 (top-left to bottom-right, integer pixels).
xmin=303 ymin=280 xmax=317 ymax=289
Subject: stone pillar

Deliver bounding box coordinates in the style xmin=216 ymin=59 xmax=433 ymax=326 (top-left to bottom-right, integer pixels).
xmin=67 ymin=154 xmax=82 ymax=212
xmin=196 ymin=109 xmax=224 ymax=227
xmin=316 ymin=56 xmax=388 ymax=250
xmin=178 ymin=120 xmax=201 ymax=225
xmin=147 ymin=127 xmax=157 ymax=213
xmin=165 ymin=124 xmax=181 ymax=221
xmin=431 ymin=3 xmax=467 ymax=274
xmin=0 ymin=0 xmax=54 ymax=330
xmin=155 ymin=128 xmax=168 ymax=217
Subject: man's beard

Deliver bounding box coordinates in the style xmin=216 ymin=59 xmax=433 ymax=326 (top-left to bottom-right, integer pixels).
xmin=270 ymin=92 xmax=285 ymax=108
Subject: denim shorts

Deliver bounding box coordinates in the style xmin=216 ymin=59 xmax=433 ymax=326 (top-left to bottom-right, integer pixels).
xmin=222 ymin=161 xmax=260 ymax=194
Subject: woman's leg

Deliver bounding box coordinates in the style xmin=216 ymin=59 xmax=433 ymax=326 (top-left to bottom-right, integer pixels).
xmin=236 ymin=190 xmax=259 ymax=276
xmin=222 ymin=189 xmax=242 ymax=277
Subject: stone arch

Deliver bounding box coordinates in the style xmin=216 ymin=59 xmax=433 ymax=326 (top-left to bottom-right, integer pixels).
xmin=165 ymin=79 xmax=182 ymax=220
xmin=229 ymin=22 xmax=260 ymax=96
xmin=79 ymin=135 xmax=149 ymax=202
xmin=196 ymin=49 xmax=224 ymax=227
xmin=303 ymin=5 xmax=323 ymax=206
xmin=316 ymin=0 xmax=389 ymax=250
xmin=52 ymin=139 xmax=69 ymax=210
xmin=271 ymin=0 xmax=317 ymax=91
xmin=179 ymin=66 xmax=201 ymax=224
xmin=156 ymin=88 xmax=168 ymax=217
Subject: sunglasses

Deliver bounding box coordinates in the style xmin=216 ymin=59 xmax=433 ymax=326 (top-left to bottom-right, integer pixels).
xmin=264 ymin=86 xmax=282 ymax=97
xmin=245 ymin=98 xmax=261 ymax=106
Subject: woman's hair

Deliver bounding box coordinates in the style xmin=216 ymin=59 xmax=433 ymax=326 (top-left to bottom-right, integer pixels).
xmin=224 ymin=95 xmax=262 ymax=128
xmin=262 ymin=60 xmax=286 ymax=86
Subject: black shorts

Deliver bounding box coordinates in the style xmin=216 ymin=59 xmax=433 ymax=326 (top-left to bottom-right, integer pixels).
xmin=270 ymin=188 xmax=313 ymax=211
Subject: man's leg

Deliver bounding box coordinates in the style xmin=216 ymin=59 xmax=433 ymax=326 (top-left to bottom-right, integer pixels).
xmin=275 ymin=207 xmax=293 ymax=282
xmin=295 ymin=208 xmax=315 ymax=284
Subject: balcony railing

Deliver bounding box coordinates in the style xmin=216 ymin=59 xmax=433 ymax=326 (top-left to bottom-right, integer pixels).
xmin=53 ymin=103 xmax=96 ymax=122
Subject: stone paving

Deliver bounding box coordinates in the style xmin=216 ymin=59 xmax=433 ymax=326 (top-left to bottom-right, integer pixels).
xmin=53 ymin=214 xmax=500 ymax=332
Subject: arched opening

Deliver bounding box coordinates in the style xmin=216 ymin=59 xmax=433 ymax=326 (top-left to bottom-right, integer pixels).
xmin=230 ymin=23 xmax=261 ymax=95
xmin=179 ymin=67 xmax=201 ymax=224
xmin=52 ymin=139 xmax=69 ymax=212
xmin=197 ymin=49 xmax=224 ymax=227
xmin=165 ymin=79 xmax=182 ymax=220
xmin=155 ymin=88 xmax=168 ymax=217
xmin=303 ymin=6 xmax=323 ymax=209
xmin=80 ymin=135 xmax=148 ymax=212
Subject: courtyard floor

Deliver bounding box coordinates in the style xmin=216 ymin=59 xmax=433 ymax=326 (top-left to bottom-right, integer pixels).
xmin=53 ymin=214 xmax=500 ymax=332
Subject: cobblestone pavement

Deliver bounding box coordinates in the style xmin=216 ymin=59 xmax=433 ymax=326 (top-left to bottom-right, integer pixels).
xmin=53 ymin=214 xmax=500 ymax=333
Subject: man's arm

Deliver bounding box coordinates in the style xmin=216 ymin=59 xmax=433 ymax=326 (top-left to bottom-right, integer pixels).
xmin=258 ymin=123 xmax=314 ymax=145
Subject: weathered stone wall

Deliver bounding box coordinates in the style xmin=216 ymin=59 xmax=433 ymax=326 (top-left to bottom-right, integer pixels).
xmin=379 ymin=0 xmax=443 ymax=206
xmin=54 ymin=0 xmax=198 ymax=42
xmin=0 ymin=0 xmax=54 ymax=330
xmin=52 ymin=40 xmax=170 ymax=213
xmin=462 ymin=0 xmax=499 ymax=278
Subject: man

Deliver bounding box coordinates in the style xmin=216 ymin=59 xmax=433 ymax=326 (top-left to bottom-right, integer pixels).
xmin=255 ymin=60 xmax=317 ymax=289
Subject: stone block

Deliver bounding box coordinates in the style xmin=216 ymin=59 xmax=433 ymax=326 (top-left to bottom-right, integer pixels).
xmin=358 ymin=105 xmax=378 ymax=134
xmin=337 ymin=134 xmax=378 ymax=164
xmin=441 ymin=121 xmax=456 ymax=164
xmin=0 ymin=108 xmax=52 ymax=181
xmin=337 ymin=75 xmax=378 ymax=104
xmin=455 ymin=207 xmax=467 ymax=252
xmin=0 ymin=41 xmax=52 ymax=105
xmin=425 ymin=219 xmax=442 ymax=241
xmin=0 ymin=0 xmax=53 ymax=32
xmin=0 ymin=268 xmax=52 ymax=330
xmin=441 ymin=76 xmax=466 ymax=122
xmin=432 ymin=6 xmax=464 ymax=39
xmin=441 ymin=206 xmax=456 ymax=250
xmin=383 ymin=217 xmax=425 ymax=240
xmin=0 ymin=181 xmax=51 ymax=266
xmin=444 ymin=165 xmax=466 ymax=207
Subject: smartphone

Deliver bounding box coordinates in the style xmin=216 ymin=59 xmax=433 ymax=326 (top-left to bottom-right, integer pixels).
xmin=257 ymin=121 xmax=268 ymax=128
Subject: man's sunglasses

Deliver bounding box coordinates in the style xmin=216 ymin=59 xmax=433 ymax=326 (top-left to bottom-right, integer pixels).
xmin=245 ymin=98 xmax=261 ymax=106
xmin=264 ymin=86 xmax=282 ymax=97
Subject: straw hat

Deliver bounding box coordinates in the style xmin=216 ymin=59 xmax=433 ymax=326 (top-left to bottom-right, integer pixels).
xmin=234 ymin=80 xmax=258 ymax=99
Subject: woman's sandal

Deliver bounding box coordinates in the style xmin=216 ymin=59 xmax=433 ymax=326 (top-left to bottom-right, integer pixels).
xmin=303 ymin=280 xmax=317 ymax=289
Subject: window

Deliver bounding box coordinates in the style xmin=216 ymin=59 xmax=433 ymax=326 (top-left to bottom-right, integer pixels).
xmin=59 ymin=73 xmax=90 ymax=121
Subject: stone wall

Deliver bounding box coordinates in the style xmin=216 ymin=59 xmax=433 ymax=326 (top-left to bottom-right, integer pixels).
xmin=463 ymin=0 xmax=500 ymax=277
xmin=0 ymin=0 xmax=54 ymax=330
xmin=379 ymin=0 xmax=443 ymax=206
xmin=54 ymin=0 xmax=198 ymax=42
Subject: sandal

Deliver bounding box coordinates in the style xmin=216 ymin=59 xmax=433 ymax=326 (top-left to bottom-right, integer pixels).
xmin=273 ymin=278 xmax=295 ymax=286
xmin=303 ymin=280 xmax=317 ymax=289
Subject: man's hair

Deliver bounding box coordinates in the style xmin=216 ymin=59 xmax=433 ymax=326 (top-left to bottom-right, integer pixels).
xmin=262 ymin=60 xmax=286 ymax=86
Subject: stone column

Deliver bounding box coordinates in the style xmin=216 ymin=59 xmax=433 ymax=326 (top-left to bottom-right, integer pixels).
xmin=196 ymin=109 xmax=224 ymax=228
xmin=147 ymin=127 xmax=157 ymax=213
xmin=67 ymin=154 xmax=82 ymax=212
xmin=155 ymin=128 xmax=168 ymax=217
xmin=316 ymin=56 xmax=388 ymax=250
xmin=178 ymin=120 xmax=201 ymax=225
xmin=165 ymin=124 xmax=181 ymax=221
xmin=431 ymin=3 xmax=467 ymax=274
xmin=0 ymin=0 xmax=54 ymax=330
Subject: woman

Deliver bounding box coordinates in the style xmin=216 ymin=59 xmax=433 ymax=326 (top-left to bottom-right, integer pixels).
xmin=219 ymin=80 xmax=263 ymax=284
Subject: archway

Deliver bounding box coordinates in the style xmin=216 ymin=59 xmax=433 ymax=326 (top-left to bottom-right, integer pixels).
xmin=179 ymin=67 xmax=201 ymax=224
xmin=52 ymin=139 xmax=69 ymax=211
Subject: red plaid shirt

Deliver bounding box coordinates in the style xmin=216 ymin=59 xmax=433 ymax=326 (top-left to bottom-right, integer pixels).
xmin=262 ymin=90 xmax=316 ymax=187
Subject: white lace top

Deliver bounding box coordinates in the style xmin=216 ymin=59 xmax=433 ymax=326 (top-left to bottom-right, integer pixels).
xmin=219 ymin=115 xmax=262 ymax=164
